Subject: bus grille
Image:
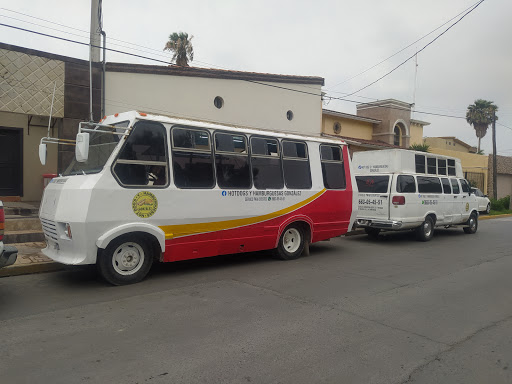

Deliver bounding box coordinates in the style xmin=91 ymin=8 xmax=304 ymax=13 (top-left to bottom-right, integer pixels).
xmin=40 ymin=218 xmax=58 ymax=241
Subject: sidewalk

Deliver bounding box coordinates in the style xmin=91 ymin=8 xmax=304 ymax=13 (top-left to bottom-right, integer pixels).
xmin=0 ymin=242 xmax=63 ymax=278
xmin=1 ymin=214 xmax=511 ymax=278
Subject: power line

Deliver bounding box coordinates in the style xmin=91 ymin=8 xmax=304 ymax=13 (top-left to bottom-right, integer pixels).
xmin=343 ymin=0 xmax=486 ymax=97
xmin=329 ymin=0 xmax=482 ymax=89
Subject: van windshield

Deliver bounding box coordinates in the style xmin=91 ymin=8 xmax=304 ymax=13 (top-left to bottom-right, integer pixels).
xmin=356 ymin=175 xmax=389 ymax=193
xmin=63 ymin=121 xmax=130 ymax=176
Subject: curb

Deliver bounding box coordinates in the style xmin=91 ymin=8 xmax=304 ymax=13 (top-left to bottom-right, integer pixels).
xmin=479 ymin=213 xmax=512 ymax=221
xmin=0 ymin=261 xmax=65 ymax=278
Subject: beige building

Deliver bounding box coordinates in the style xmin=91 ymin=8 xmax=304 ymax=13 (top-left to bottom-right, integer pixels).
xmin=424 ymin=136 xmax=477 ymax=153
xmin=321 ymin=99 xmax=429 ymax=154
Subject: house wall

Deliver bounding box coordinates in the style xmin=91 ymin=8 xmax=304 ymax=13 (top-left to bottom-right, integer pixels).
xmin=0 ymin=111 xmax=59 ymax=201
xmin=321 ymin=115 xmax=374 ymax=140
xmin=488 ymin=155 xmax=512 ymax=199
xmin=105 ymin=72 xmax=323 ymax=136
xmin=430 ymin=148 xmax=489 ymax=194
xmin=425 ymin=137 xmax=471 ymax=153
xmin=409 ymin=124 xmax=424 ymax=146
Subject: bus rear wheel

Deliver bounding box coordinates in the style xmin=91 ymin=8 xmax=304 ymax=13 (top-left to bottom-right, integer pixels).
xmin=97 ymin=235 xmax=153 ymax=285
xmin=275 ymin=224 xmax=306 ymax=260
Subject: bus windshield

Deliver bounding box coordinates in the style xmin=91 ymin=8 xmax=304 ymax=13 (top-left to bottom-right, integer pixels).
xmin=63 ymin=121 xmax=130 ymax=176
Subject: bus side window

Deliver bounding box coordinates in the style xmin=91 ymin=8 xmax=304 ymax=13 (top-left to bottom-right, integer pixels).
xmin=450 ymin=178 xmax=460 ymax=194
xmin=113 ymin=121 xmax=169 ymax=187
xmin=214 ymin=132 xmax=251 ymax=189
xmin=320 ymin=144 xmax=345 ymax=190
xmin=250 ymin=137 xmax=284 ymax=189
xmin=172 ymin=127 xmax=214 ymax=189
xmin=447 ymin=159 xmax=456 ymax=176
xmin=282 ymin=140 xmax=311 ymax=189
xmin=415 ymin=154 xmax=426 ymax=173
xmin=460 ymin=179 xmax=470 ymax=193
xmin=441 ymin=178 xmax=452 ymax=194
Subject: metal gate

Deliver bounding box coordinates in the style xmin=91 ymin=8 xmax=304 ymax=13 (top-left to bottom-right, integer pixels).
xmin=464 ymin=171 xmax=485 ymax=192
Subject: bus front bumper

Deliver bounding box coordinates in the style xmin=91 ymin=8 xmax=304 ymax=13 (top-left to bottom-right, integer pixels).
xmin=356 ymin=219 xmax=403 ymax=230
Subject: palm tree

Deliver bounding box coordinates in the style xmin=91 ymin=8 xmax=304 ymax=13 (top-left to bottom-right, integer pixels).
xmin=164 ymin=32 xmax=194 ymax=67
xmin=466 ymin=99 xmax=498 ymax=153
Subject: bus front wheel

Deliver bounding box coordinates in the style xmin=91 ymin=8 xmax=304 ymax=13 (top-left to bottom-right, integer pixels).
xmin=97 ymin=234 xmax=153 ymax=285
xmin=275 ymin=224 xmax=306 ymax=260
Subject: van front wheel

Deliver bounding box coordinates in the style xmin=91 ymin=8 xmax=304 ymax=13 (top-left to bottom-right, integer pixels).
xmin=97 ymin=235 xmax=153 ymax=285
xmin=416 ymin=216 xmax=434 ymax=242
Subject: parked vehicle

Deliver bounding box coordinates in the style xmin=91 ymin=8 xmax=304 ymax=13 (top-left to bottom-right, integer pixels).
xmin=353 ymin=149 xmax=479 ymax=241
xmin=0 ymin=201 xmax=18 ymax=268
xmin=470 ymin=187 xmax=491 ymax=214
xmin=38 ymin=111 xmax=357 ymax=285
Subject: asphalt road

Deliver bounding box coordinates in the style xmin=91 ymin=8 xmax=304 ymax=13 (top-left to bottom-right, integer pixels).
xmin=1 ymin=218 xmax=512 ymax=384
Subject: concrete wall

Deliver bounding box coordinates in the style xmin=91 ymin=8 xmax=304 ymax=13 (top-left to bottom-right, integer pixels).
xmin=321 ymin=115 xmax=374 ymax=140
xmin=497 ymin=174 xmax=512 ymax=199
xmin=430 ymin=147 xmax=489 ymax=194
xmin=105 ymin=72 xmax=323 ymax=136
xmin=0 ymin=111 xmax=59 ymax=201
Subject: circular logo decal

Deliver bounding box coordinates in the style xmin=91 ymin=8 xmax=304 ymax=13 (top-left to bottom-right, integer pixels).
xmin=465 ymin=202 xmax=469 ymax=212
xmin=132 ymin=191 xmax=158 ymax=218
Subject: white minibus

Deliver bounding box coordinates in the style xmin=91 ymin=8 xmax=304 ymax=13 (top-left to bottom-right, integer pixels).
xmin=39 ymin=111 xmax=357 ymax=284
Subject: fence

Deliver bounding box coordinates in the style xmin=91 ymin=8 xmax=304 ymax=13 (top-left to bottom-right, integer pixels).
xmin=464 ymin=171 xmax=485 ymax=191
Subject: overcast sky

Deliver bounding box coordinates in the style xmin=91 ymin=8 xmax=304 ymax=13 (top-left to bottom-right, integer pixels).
xmin=1 ymin=0 xmax=511 ymax=155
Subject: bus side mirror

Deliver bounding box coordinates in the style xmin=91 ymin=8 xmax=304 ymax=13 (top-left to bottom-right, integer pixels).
xmin=39 ymin=143 xmax=47 ymax=165
xmin=75 ymin=132 xmax=90 ymax=163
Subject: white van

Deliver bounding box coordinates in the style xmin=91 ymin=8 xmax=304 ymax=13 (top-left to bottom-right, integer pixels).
xmin=353 ymin=149 xmax=479 ymax=241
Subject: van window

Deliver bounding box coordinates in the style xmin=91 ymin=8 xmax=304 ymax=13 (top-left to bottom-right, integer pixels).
xmin=450 ymin=178 xmax=460 ymax=194
xmin=396 ymin=175 xmax=416 ymax=193
xmin=320 ymin=144 xmax=346 ymax=189
xmin=460 ymin=179 xmax=470 ymax=193
xmin=356 ymin=175 xmax=389 ymax=193
xmin=172 ymin=127 xmax=214 ymax=189
xmin=251 ymin=137 xmax=284 ymax=189
xmin=214 ymin=133 xmax=251 ymax=189
xmin=427 ymin=158 xmax=437 ymax=174
xmin=438 ymin=159 xmax=447 ymax=175
xmin=447 ymin=159 xmax=456 ymax=176
xmin=441 ymin=178 xmax=452 ymax=194
xmin=415 ymin=154 xmax=426 ymax=173
xmin=113 ymin=121 xmax=169 ymax=187
xmin=417 ymin=176 xmax=442 ymax=193
xmin=282 ymin=141 xmax=312 ymax=189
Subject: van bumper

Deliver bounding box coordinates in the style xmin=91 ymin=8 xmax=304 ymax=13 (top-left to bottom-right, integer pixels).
xmin=0 ymin=245 xmax=18 ymax=268
xmin=356 ymin=219 xmax=403 ymax=230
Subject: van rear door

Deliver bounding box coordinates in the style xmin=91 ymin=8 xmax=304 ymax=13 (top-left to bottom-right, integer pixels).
xmin=355 ymin=174 xmax=390 ymax=220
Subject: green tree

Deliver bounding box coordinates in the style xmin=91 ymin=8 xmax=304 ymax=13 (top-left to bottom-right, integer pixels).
xmin=164 ymin=32 xmax=194 ymax=66
xmin=466 ymin=99 xmax=498 ymax=153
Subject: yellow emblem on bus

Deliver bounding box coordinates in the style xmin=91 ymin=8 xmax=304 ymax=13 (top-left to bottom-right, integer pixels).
xmin=465 ymin=202 xmax=469 ymax=212
xmin=132 ymin=191 xmax=158 ymax=218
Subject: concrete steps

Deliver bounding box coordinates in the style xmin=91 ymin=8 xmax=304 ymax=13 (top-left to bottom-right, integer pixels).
xmin=4 ymin=215 xmax=45 ymax=244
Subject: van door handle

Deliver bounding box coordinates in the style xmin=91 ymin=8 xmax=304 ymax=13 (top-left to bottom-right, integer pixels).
xmin=380 ymin=195 xmax=388 ymax=198
xmin=454 ymin=196 xmax=458 ymax=198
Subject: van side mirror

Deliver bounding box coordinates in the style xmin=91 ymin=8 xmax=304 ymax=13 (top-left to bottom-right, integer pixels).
xmin=75 ymin=132 xmax=90 ymax=162
xmin=39 ymin=143 xmax=47 ymax=165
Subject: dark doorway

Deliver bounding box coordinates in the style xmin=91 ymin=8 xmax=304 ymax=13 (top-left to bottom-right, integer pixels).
xmin=0 ymin=128 xmax=23 ymax=196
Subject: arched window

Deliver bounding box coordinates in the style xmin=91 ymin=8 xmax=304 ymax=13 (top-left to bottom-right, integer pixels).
xmin=394 ymin=125 xmax=401 ymax=146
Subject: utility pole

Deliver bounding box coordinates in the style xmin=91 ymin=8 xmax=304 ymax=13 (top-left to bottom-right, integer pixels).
xmin=492 ymin=109 xmax=497 ymax=200
xmin=89 ymin=0 xmax=102 ymax=122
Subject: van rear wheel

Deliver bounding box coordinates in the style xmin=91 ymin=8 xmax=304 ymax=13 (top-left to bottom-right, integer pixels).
xmin=463 ymin=212 xmax=478 ymax=234
xmin=416 ymin=216 xmax=434 ymax=242
xmin=97 ymin=234 xmax=153 ymax=285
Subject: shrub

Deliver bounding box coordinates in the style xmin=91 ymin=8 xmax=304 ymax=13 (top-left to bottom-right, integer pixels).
xmin=490 ymin=195 xmax=510 ymax=211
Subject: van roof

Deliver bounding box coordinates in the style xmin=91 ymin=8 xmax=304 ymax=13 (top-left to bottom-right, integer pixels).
xmin=101 ymin=111 xmax=347 ymax=146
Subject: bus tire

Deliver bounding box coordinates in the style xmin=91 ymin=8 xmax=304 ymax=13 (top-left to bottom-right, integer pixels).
xmin=97 ymin=234 xmax=153 ymax=285
xmin=463 ymin=212 xmax=478 ymax=234
xmin=415 ymin=216 xmax=434 ymax=242
xmin=275 ymin=224 xmax=305 ymax=260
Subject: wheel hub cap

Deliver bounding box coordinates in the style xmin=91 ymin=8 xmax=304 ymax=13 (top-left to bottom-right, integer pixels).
xmin=112 ymin=243 xmax=145 ymax=276
xmin=283 ymin=228 xmax=301 ymax=253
